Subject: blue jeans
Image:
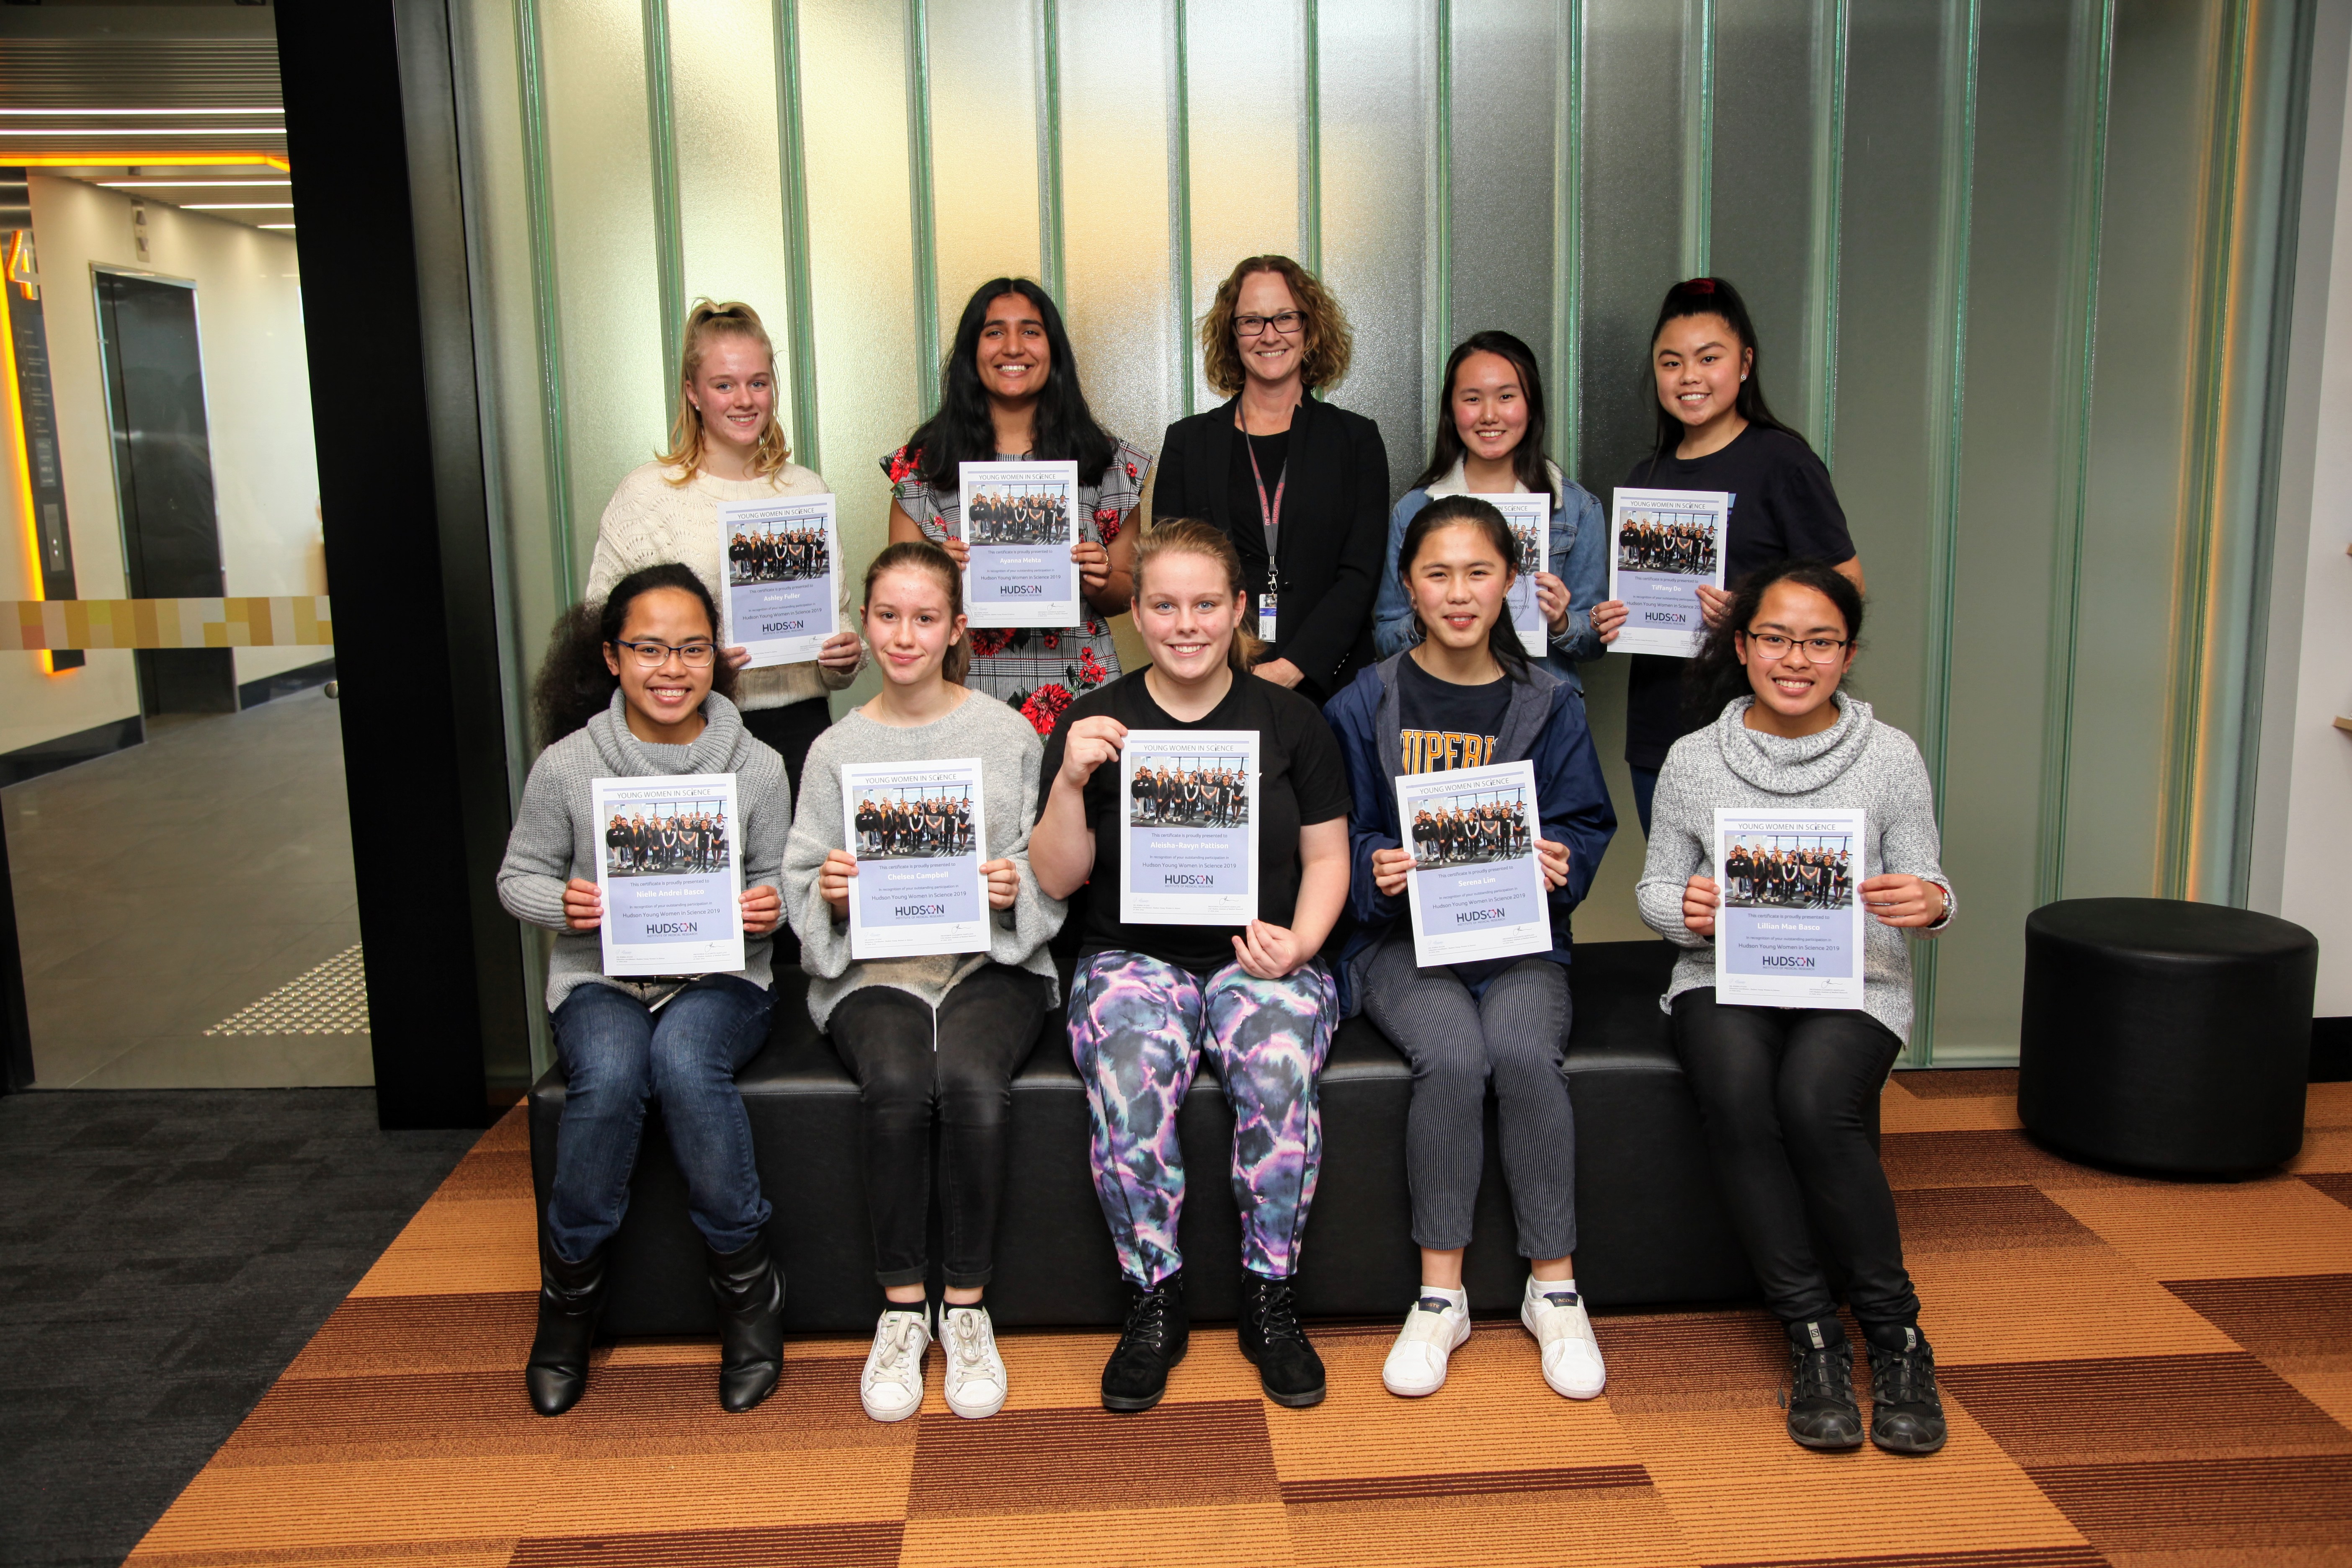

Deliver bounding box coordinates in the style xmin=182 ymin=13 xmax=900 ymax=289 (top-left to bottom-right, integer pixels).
xmin=545 ymin=975 xmax=775 ymax=1264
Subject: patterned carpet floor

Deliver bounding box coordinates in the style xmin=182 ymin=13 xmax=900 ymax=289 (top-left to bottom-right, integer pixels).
xmin=125 ymin=1070 xmax=2352 ymax=1567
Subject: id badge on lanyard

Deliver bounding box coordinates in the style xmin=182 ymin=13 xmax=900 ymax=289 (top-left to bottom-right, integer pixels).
xmin=1247 ymin=435 xmax=1284 ymax=645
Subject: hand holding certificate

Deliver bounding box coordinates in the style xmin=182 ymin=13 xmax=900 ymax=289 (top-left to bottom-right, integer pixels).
xmin=1119 ymin=730 xmax=1259 ymax=926
xmin=1467 ymin=493 xmax=1553 ymax=657
xmin=1608 ymin=487 xmax=1729 ymax=655
xmin=592 ymin=775 xmax=748 ymax=977
xmin=957 ymin=460 xmax=1083 ymax=628
xmin=1711 ymin=809 xmax=1865 ymax=1008
xmin=1394 ymin=760 xmax=1554 ymax=967
xmin=838 ymin=760 xmax=992 ymax=960
xmin=718 ymin=494 xmax=840 ymax=666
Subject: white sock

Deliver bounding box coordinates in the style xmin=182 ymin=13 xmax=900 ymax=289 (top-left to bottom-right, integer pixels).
xmin=1418 ymin=1283 xmax=1467 ymax=1310
xmin=1530 ymin=1275 xmax=1578 ymax=1303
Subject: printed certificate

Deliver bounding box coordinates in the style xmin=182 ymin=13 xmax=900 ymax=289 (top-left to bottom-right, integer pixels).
xmin=1119 ymin=730 xmax=1259 ymax=926
xmin=841 ymin=758 xmax=991 ymax=961
xmin=1712 ymin=808 xmax=1866 ymax=1008
xmin=957 ymin=459 xmax=1082 ymax=628
xmin=592 ymin=774 xmax=746 ymax=977
xmin=1468 ymin=493 xmax=1553 ymax=657
xmin=718 ymin=493 xmax=839 ymax=667
xmin=1608 ymin=487 xmax=1730 ymax=656
xmin=1397 ymin=760 xmax=1552 ymax=967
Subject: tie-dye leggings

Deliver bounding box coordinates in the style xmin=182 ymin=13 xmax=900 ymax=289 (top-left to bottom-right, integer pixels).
xmin=1068 ymin=949 xmax=1337 ymax=1289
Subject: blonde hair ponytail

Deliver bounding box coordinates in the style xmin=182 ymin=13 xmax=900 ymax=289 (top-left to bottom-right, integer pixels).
xmin=658 ymin=299 xmax=790 ymax=484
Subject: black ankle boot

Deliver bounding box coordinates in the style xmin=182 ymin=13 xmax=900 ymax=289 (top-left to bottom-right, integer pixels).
xmin=1239 ymin=1273 xmax=1325 ymax=1409
xmin=1783 ymin=1318 xmax=1863 ymax=1450
xmin=707 ymin=1234 xmax=785 ymax=1413
xmin=526 ymin=1234 xmax=609 ymax=1416
xmin=1864 ymin=1323 xmax=1947 ymax=1455
xmin=1101 ymin=1272 xmax=1189 ymax=1413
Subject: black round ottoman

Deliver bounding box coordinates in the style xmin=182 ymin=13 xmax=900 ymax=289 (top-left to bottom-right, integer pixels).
xmin=2019 ymin=897 xmax=2317 ymax=1175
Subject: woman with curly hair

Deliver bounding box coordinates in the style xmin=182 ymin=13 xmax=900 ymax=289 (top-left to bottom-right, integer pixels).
xmin=1150 ymin=254 xmax=1390 ymax=702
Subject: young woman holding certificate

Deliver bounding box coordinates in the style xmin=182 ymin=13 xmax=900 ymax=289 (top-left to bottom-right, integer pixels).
xmin=1031 ymin=520 xmax=1353 ymax=1413
xmin=1150 ymin=255 xmax=1390 ymax=703
xmin=1611 ymin=277 xmax=1865 ymax=832
xmin=1373 ymin=332 xmax=1624 ymax=691
xmin=783 ymin=542 xmax=1064 ymax=1424
xmin=1326 ymin=497 xmax=1617 ymax=1401
xmin=882 ymin=279 xmax=1150 ymax=731
xmin=585 ymin=300 xmax=863 ymax=794
xmin=496 ymin=564 xmax=793 ymax=1418
xmin=1633 ymin=560 xmax=1956 ymax=1456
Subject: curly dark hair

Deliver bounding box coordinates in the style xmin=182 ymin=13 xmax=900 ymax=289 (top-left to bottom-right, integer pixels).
xmin=1198 ymin=254 xmax=1353 ymax=397
xmin=1681 ymin=557 xmax=1864 ymax=724
xmin=531 ymin=563 xmax=736 ymax=745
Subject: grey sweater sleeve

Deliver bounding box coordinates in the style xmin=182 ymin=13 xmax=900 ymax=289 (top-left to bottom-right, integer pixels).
xmin=1635 ymin=736 xmax=1715 ymax=951
xmin=782 ymin=734 xmax=854 ymax=980
xmin=497 ymin=750 xmax=578 ymax=933
xmin=984 ymin=724 xmax=1066 ymax=968
xmin=1873 ymin=728 xmax=1958 ymax=931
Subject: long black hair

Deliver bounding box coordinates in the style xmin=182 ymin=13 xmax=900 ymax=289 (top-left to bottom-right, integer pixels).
xmin=1682 ymin=557 xmax=1864 ymax=722
xmin=1639 ymin=276 xmax=1810 ymax=483
xmin=1396 ymin=495 xmax=1532 ymax=682
xmin=532 ymin=562 xmax=736 ymax=744
xmin=1413 ymin=329 xmax=1558 ymax=507
xmin=910 ymin=278 xmax=1117 ymax=490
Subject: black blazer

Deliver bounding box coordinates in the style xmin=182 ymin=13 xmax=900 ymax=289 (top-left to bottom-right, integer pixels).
xmin=1153 ymin=392 xmax=1390 ymax=699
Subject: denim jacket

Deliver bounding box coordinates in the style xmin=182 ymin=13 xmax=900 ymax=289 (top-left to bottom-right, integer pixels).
xmin=1371 ymin=458 xmax=1609 ymax=694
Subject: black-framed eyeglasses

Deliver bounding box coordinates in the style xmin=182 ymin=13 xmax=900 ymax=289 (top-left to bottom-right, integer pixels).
xmin=1233 ymin=309 xmax=1306 ymax=338
xmin=1742 ymin=631 xmax=1850 ymax=663
xmin=612 ymin=637 xmax=717 ymax=668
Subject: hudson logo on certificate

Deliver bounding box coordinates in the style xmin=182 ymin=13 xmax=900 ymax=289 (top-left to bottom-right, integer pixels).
xmin=1119 ymin=730 xmax=1259 ymax=926
xmin=957 ymin=459 xmax=1082 ymax=628
xmin=841 ymin=759 xmax=991 ymax=960
xmin=719 ymin=493 xmax=839 ymax=666
xmin=1608 ymin=487 xmax=1728 ymax=656
xmin=592 ymin=774 xmax=747 ymax=977
xmin=1712 ymin=808 xmax=1866 ymax=1008
xmin=1397 ymin=759 xmax=1552 ymax=967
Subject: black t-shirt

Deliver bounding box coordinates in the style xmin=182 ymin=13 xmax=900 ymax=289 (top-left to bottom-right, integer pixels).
xmin=1396 ymin=653 xmax=1512 ymax=774
xmin=1225 ymin=428 xmax=1291 ymax=603
xmin=1621 ymin=423 xmax=1856 ymax=769
xmin=1038 ymin=665 xmax=1351 ymax=976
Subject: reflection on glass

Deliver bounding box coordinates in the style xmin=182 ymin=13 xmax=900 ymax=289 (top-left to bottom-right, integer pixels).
xmin=1182 ymin=0 xmax=1303 ymax=413
xmin=926 ymin=0 xmax=1044 ymax=340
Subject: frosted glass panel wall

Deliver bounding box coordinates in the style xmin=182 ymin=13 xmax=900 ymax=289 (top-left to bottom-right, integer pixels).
xmin=450 ymin=0 xmax=2311 ymax=1060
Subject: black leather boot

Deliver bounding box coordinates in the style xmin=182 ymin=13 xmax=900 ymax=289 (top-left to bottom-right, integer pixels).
xmin=1101 ymin=1272 xmax=1189 ymax=1413
xmin=1784 ymin=1317 xmax=1863 ymax=1450
xmin=1864 ymin=1323 xmax=1947 ymax=1455
xmin=525 ymin=1233 xmax=609 ymax=1416
xmin=1239 ymin=1273 xmax=1326 ymax=1409
xmin=707 ymin=1233 xmax=786 ymax=1413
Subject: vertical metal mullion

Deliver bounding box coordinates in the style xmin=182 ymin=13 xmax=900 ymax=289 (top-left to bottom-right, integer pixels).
xmin=1681 ymin=0 xmax=1715 ymax=277
xmin=906 ymin=0 xmax=941 ymax=412
xmin=1428 ymin=0 xmax=1453 ymax=418
xmin=642 ymin=0 xmax=684 ymax=386
xmin=1805 ymin=0 xmax=1848 ymax=462
xmin=1552 ymin=0 xmax=1583 ymax=480
xmin=514 ymin=0 xmax=572 ymax=605
xmin=773 ymin=0 xmax=822 ymax=471
xmin=1301 ymin=0 xmax=1322 ymax=274
xmin=1171 ymin=0 xmax=1195 ymax=418
xmin=1038 ymin=0 xmax=1067 ymax=301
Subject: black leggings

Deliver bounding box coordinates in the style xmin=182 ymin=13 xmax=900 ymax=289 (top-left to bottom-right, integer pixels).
xmin=827 ymin=965 xmax=1048 ymax=1290
xmin=1672 ymin=988 xmax=1919 ymax=1328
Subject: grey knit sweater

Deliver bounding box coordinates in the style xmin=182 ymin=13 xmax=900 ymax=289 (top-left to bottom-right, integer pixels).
xmin=497 ymin=691 xmax=791 ymax=1009
xmin=784 ymin=692 xmax=1066 ymax=1029
xmin=1635 ymin=694 xmax=1955 ymax=1043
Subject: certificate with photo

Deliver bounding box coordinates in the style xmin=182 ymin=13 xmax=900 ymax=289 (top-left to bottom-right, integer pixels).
xmin=1396 ymin=760 xmax=1552 ymax=967
xmin=1712 ymin=808 xmax=1866 ymax=1009
xmin=592 ymin=774 xmax=745 ymax=978
xmin=1119 ymin=730 xmax=1259 ymax=926
xmin=1608 ymin=487 xmax=1730 ymax=656
xmin=956 ymin=459 xmax=1082 ymax=628
xmin=841 ymin=759 xmax=991 ymax=962
xmin=718 ymin=493 xmax=839 ymax=667
xmin=1468 ymin=493 xmax=1553 ymax=657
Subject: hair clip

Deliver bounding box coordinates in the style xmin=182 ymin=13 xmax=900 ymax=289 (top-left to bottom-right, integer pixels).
xmin=1684 ymin=277 xmax=1716 ymax=294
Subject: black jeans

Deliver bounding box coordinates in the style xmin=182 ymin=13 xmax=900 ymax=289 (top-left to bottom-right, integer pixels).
xmin=827 ymin=965 xmax=1048 ymax=1289
xmin=1671 ymin=988 xmax=1920 ymax=1328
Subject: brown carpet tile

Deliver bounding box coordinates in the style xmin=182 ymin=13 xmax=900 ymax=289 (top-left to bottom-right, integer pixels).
xmin=121 ymin=1075 xmax=2352 ymax=1567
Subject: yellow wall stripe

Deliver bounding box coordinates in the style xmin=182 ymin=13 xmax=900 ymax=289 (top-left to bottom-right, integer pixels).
xmin=6 ymin=596 xmax=333 ymax=651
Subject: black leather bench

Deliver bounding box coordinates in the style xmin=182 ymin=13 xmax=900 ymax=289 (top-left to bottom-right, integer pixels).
xmin=529 ymin=940 xmax=1805 ymax=1334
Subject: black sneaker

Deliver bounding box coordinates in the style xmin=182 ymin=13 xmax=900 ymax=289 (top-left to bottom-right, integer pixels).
xmin=1239 ymin=1273 xmax=1326 ymax=1408
xmin=1101 ymin=1273 xmax=1189 ymax=1414
xmin=1783 ymin=1318 xmax=1863 ymax=1450
xmin=1865 ymin=1324 xmax=1948 ymax=1455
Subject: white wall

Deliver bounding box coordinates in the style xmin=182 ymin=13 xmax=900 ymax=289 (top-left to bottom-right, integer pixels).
xmin=0 ymin=175 xmax=323 ymax=756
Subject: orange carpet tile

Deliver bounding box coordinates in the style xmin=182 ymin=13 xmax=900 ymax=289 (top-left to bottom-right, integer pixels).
xmin=123 ymin=1073 xmax=2352 ymax=1568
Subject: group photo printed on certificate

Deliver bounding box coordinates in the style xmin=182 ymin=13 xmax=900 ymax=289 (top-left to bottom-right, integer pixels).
xmin=1608 ymin=487 xmax=1730 ymax=655
xmin=1469 ymin=493 xmax=1552 ymax=656
xmin=841 ymin=759 xmax=991 ymax=961
xmin=718 ymin=493 xmax=838 ymax=666
xmin=957 ymin=459 xmax=1082 ymax=628
xmin=591 ymin=774 xmax=746 ymax=978
xmin=1712 ymin=807 xmax=1867 ymax=1009
xmin=1119 ymin=731 xmax=1259 ymax=926
xmin=1396 ymin=760 xmax=1552 ymax=967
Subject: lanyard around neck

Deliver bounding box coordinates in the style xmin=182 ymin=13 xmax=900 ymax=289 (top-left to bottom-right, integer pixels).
xmin=1242 ymin=428 xmax=1286 ymax=562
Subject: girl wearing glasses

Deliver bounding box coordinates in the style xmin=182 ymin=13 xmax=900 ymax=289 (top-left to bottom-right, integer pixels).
xmin=1151 ymin=255 xmax=1390 ymax=703
xmin=1374 ymin=331 xmax=1622 ymax=691
xmin=1612 ymin=278 xmax=1865 ymax=834
xmin=1635 ymin=558 xmax=1955 ymax=1457
xmin=585 ymin=302 xmax=864 ymax=797
xmin=498 ymin=564 xmax=795 ymax=1420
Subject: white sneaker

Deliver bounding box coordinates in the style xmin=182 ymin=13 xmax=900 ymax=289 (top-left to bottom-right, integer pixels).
xmin=859 ymin=1308 xmax=932 ymax=1422
xmin=940 ymin=1304 xmax=1008 ymax=1419
xmin=1381 ymin=1293 xmax=1473 ymax=1398
xmin=1521 ymin=1278 xmax=1606 ymax=1399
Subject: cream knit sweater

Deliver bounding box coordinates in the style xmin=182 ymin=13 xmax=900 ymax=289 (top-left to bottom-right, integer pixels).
xmin=584 ymin=460 xmax=864 ymax=712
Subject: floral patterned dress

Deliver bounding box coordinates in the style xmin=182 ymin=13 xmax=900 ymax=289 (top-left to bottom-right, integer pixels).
xmin=882 ymin=438 xmax=1151 ymax=734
